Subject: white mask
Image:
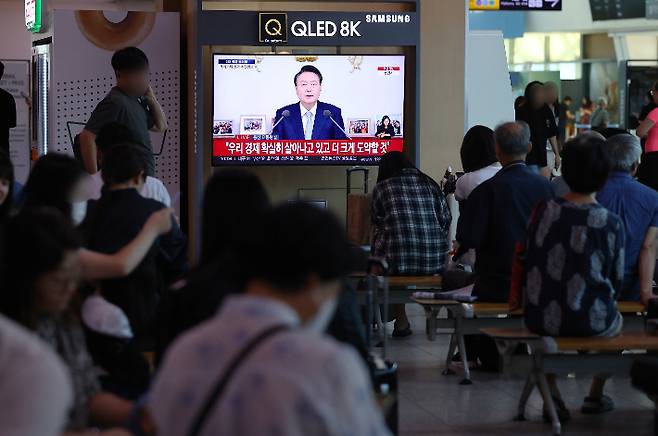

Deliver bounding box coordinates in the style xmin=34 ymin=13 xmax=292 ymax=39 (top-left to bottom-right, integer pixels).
xmin=71 ymin=201 xmax=88 ymax=225
xmin=305 ymin=297 xmax=338 ymax=333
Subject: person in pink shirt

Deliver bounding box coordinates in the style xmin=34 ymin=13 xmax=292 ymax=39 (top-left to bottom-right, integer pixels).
xmin=636 ymin=81 xmax=658 ymax=191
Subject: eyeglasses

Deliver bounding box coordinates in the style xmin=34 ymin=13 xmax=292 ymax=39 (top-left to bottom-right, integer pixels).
xmin=297 ymin=82 xmax=320 ymax=88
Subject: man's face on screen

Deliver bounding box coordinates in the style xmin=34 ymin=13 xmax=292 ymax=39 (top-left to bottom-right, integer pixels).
xmin=296 ymin=72 xmax=322 ymax=107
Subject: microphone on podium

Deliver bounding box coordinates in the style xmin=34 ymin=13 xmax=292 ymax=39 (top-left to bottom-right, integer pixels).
xmin=269 ymin=110 xmax=290 ymax=135
xmin=323 ymin=110 xmax=352 ymax=140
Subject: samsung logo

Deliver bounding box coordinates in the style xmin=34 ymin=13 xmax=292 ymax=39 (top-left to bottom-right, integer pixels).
xmin=365 ymin=14 xmax=411 ymax=23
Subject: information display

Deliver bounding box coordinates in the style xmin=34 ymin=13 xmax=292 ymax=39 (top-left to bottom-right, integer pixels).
xmin=469 ymin=0 xmax=562 ymax=11
xmin=589 ymin=0 xmax=645 ymax=21
xmin=211 ymin=54 xmax=406 ymax=166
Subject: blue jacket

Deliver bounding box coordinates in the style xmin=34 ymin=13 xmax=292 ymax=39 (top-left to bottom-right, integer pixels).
xmin=273 ymin=101 xmax=347 ymax=140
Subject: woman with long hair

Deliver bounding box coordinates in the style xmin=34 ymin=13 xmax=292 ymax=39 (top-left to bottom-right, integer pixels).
xmin=376 ymin=115 xmax=396 ymax=139
xmin=456 ymin=125 xmax=500 ymax=204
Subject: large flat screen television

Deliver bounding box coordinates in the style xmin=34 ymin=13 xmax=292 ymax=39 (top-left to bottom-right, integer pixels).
xmin=211 ymin=54 xmax=406 ymax=166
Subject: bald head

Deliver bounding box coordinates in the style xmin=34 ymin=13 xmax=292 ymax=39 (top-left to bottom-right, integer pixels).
xmin=494 ymin=121 xmax=531 ymax=163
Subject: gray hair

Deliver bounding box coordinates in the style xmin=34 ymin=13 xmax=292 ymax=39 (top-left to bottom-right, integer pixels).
xmin=494 ymin=121 xmax=531 ymax=156
xmin=606 ymin=133 xmax=641 ymax=172
xmin=597 ymin=96 xmax=608 ymax=106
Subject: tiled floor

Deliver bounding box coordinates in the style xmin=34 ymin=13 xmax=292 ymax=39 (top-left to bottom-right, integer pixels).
xmin=386 ymin=305 xmax=655 ymax=435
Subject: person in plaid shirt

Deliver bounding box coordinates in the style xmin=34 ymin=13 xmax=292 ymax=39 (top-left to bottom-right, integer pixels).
xmin=371 ymin=152 xmax=451 ymax=337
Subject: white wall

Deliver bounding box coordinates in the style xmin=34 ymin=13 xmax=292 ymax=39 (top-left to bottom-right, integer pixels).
xmin=0 ymin=1 xmax=32 ymax=60
xmin=466 ymin=30 xmax=514 ymax=131
xmin=525 ymin=0 xmax=658 ymax=34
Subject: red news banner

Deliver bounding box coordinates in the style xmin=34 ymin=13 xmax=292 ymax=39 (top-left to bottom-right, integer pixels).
xmin=213 ymin=137 xmax=404 ymax=158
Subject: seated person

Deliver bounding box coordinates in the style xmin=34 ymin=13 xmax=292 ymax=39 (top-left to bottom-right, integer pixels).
xmin=375 ymin=116 xmax=396 ymax=139
xmin=371 ymin=151 xmax=452 ymax=337
xmin=455 ymin=121 xmax=554 ymax=370
xmin=0 ymin=313 xmax=72 ymax=436
xmin=524 ymin=134 xmax=624 ymax=418
xmin=455 ymin=125 xmax=500 ymax=204
xmin=597 ymin=133 xmax=658 ymax=305
xmin=156 ymin=170 xmax=271 ymax=361
xmin=81 ymin=144 xmax=187 ymax=350
xmin=453 ymin=125 xmax=500 ymax=274
xmin=0 ymin=208 xmax=134 ymax=431
xmin=156 ymin=171 xmax=369 ymax=368
xmin=89 ymin=121 xmax=171 ymax=206
xmin=0 ymin=150 xmax=15 ymax=222
xmin=82 ymin=289 xmax=150 ymax=400
xmin=148 ymin=204 xmax=391 ymax=436
xmin=456 ymin=121 xmax=554 ymax=303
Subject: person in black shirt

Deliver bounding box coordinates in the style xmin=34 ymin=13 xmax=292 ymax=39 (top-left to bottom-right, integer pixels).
xmin=81 ymin=144 xmax=187 ymax=350
xmin=80 ymin=47 xmax=168 ymax=177
xmin=375 ymin=115 xmax=396 ymax=139
xmin=515 ymin=81 xmax=560 ymax=178
xmin=0 ymin=62 xmax=17 ymax=154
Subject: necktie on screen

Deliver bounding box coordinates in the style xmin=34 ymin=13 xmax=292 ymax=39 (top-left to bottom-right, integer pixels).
xmin=304 ymin=111 xmax=313 ymax=140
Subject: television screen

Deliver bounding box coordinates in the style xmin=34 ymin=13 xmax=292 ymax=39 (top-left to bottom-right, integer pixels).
xmin=589 ymin=0 xmax=645 ymax=21
xmin=211 ymin=54 xmax=406 ymax=166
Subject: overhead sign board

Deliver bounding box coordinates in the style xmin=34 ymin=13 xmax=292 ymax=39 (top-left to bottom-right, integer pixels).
xmin=199 ymin=11 xmax=418 ymax=46
xmin=470 ymin=0 xmax=562 ymax=11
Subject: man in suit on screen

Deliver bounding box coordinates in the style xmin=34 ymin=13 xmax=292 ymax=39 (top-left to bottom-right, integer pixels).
xmin=273 ymin=65 xmax=348 ymax=141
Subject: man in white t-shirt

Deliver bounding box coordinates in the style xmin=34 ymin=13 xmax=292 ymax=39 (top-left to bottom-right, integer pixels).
xmin=87 ymin=121 xmax=171 ymax=206
xmin=0 ymin=314 xmax=73 ymax=436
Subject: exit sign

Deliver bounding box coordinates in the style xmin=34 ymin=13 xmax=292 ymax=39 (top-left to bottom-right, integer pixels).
xmin=470 ymin=0 xmax=562 ymax=11
xmin=25 ymin=0 xmax=43 ymax=33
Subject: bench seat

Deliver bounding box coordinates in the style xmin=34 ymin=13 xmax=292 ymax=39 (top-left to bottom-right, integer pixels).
xmin=482 ymin=327 xmax=658 ymax=352
xmin=411 ymin=299 xmax=648 ymax=386
xmin=481 ymin=327 xmax=658 ymax=435
xmin=351 ymin=274 xmax=443 ymax=289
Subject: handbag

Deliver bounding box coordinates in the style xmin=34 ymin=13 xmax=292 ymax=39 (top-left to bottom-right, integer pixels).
xmin=508 ymin=202 xmax=543 ymax=312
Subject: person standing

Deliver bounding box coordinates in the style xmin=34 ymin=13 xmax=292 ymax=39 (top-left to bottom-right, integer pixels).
xmin=80 ymin=47 xmax=167 ymax=177
xmin=636 ymin=82 xmax=658 ymax=191
xmin=0 ymin=61 xmax=17 ymax=154
xmin=544 ymin=82 xmax=561 ymax=173
xmin=515 ymin=81 xmax=560 ymax=178
xmin=561 ymin=96 xmax=576 ymax=142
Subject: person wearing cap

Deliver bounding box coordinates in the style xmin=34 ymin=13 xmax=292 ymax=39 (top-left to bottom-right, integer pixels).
xmin=272 ymin=65 xmax=347 ymax=140
xmin=148 ymin=203 xmax=389 ymax=436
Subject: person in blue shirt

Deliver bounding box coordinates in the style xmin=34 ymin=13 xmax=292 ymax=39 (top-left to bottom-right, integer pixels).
xmin=597 ymin=133 xmax=658 ymax=305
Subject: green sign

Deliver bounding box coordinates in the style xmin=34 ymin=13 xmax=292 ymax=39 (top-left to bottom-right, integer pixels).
xmin=25 ymin=0 xmax=43 ymax=33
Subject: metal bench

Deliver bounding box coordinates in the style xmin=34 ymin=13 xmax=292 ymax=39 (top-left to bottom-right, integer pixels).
xmin=413 ymin=299 xmax=646 ymax=385
xmin=352 ymin=274 xmax=443 ymax=304
xmin=482 ymin=327 xmax=658 ymax=435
